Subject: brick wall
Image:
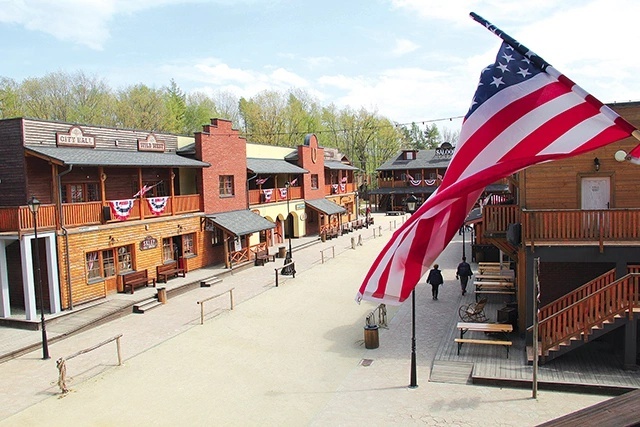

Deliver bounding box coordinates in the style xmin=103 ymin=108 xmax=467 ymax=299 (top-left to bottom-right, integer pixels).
xmin=298 ymin=134 xmax=325 ymax=200
xmin=195 ymin=119 xmax=247 ymax=213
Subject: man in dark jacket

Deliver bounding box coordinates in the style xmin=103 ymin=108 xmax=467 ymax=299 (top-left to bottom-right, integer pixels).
xmin=426 ymin=264 xmax=444 ymax=300
xmin=456 ymin=256 xmax=473 ymax=296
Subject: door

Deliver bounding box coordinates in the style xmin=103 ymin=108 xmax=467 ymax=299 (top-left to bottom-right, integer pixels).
xmin=581 ymin=177 xmax=610 ymax=238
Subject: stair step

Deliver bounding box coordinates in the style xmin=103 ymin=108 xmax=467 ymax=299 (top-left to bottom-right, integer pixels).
xmin=200 ymin=277 xmax=222 ymax=287
xmin=133 ymin=298 xmax=162 ymax=314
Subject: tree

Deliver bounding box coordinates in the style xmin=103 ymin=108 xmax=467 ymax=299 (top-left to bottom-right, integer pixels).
xmin=0 ymin=77 xmax=20 ymax=119
xmin=163 ymin=79 xmax=187 ymax=134
xmin=114 ymin=84 xmax=167 ymax=131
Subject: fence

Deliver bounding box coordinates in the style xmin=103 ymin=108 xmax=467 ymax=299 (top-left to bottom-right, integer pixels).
xmin=197 ymin=288 xmax=235 ymax=324
xmin=56 ymin=334 xmax=123 ymax=394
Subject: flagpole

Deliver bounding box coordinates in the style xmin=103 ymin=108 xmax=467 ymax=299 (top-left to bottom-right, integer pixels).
xmin=409 ymin=289 xmax=418 ymax=388
xmin=532 ymin=257 xmax=540 ymax=399
xmin=470 ymin=12 xmax=549 ymax=71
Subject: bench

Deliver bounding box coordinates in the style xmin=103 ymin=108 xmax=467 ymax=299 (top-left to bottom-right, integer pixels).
xmin=454 ymin=338 xmax=512 ymax=357
xmin=255 ymin=250 xmax=275 ymax=266
xmin=475 ymin=289 xmax=516 ymax=301
xmin=156 ymin=261 xmax=186 ymax=283
xmin=122 ymin=269 xmax=155 ymax=294
xmin=386 ymin=210 xmax=404 ymax=216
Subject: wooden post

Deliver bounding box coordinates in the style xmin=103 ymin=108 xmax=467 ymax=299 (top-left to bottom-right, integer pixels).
xmin=116 ymin=335 xmax=122 ymax=366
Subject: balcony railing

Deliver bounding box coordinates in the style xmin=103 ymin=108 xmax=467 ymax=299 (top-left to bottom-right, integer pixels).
xmin=378 ymin=179 xmax=441 ymax=189
xmin=325 ymin=183 xmax=355 ymax=195
xmin=0 ymin=194 xmax=201 ymax=232
xmin=483 ymin=206 xmax=640 ymax=245
xmin=248 ymin=186 xmax=303 ymax=205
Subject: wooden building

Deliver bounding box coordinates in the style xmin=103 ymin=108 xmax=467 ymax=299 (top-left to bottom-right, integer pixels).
xmin=477 ymin=101 xmax=640 ymax=368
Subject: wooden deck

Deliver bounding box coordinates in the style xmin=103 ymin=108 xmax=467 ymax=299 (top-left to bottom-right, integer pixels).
xmin=432 ymin=297 xmax=640 ymax=393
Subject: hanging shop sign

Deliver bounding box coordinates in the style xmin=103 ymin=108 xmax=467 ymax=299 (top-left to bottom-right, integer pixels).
xmin=140 ymin=235 xmax=158 ymax=250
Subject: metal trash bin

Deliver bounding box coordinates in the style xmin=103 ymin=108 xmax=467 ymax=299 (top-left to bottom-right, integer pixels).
xmin=278 ymin=246 xmax=286 ymax=258
xmin=157 ymin=287 xmax=167 ymax=304
xmin=364 ymin=325 xmax=379 ymax=349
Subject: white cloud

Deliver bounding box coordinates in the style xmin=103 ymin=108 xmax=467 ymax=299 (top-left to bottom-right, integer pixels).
xmin=392 ymin=38 xmax=420 ymax=56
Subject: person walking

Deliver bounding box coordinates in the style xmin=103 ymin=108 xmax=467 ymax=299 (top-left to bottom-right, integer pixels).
xmin=456 ymin=256 xmax=473 ymax=296
xmin=426 ymin=264 xmax=444 ymax=300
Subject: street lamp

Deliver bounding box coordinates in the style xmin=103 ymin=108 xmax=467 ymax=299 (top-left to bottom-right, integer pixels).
xmin=406 ymin=194 xmax=418 ymax=214
xmin=27 ymin=195 xmax=50 ymax=360
xmin=281 ymin=182 xmax=295 ymax=276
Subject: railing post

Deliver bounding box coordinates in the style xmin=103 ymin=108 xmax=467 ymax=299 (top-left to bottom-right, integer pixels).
xmin=116 ymin=336 xmax=122 ymax=366
xmin=229 ymin=288 xmax=234 ymax=310
xmin=332 ymin=246 xmax=335 ymax=259
xmin=275 ymin=268 xmax=279 ymax=287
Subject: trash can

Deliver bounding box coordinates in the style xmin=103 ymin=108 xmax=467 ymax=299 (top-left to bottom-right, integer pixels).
xmin=278 ymin=246 xmax=287 ymax=258
xmin=157 ymin=287 xmax=167 ymax=304
xmin=364 ymin=325 xmax=379 ymax=349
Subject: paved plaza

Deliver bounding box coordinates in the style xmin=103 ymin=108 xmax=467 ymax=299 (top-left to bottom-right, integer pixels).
xmin=0 ymin=214 xmax=610 ymax=426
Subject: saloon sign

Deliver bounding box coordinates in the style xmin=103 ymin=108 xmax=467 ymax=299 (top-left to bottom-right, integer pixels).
xmin=140 ymin=235 xmax=158 ymax=251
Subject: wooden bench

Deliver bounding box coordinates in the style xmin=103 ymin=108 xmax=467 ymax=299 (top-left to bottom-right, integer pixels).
xmin=475 ymin=289 xmax=516 ymax=301
xmin=122 ymin=269 xmax=155 ymax=294
xmin=255 ymin=250 xmax=275 ymax=266
xmin=156 ymin=261 xmax=186 ymax=283
xmin=454 ymin=338 xmax=513 ymax=357
xmin=386 ymin=210 xmax=404 ymax=216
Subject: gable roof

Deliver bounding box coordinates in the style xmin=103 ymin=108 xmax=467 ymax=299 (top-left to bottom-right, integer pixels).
xmin=247 ymin=158 xmax=308 ymax=174
xmin=205 ymin=210 xmax=275 ymax=237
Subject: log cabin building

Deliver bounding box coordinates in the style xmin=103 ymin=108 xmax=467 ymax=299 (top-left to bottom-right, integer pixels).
xmin=477 ymin=101 xmax=640 ymax=368
xmin=0 ymin=117 xmax=361 ymax=323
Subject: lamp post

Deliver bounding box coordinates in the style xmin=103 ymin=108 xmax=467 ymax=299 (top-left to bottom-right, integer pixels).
xmin=27 ymin=196 xmax=49 ymax=360
xmin=406 ymin=194 xmax=418 ymax=214
xmin=281 ymin=182 xmax=295 ymax=276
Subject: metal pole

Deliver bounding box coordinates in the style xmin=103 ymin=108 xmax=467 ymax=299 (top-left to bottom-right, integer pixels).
xmin=533 ymin=257 xmax=540 ymax=398
xmin=409 ymin=289 xmax=418 ymax=388
xmin=32 ymin=209 xmax=50 ymax=360
xmin=462 ymin=225 xmax=466 ymax=259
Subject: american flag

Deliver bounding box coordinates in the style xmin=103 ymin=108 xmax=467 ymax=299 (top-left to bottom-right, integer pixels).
xmin=256 ymin=177 xmax=269 ymax=185
xmin=357 ymin=24 xmax=637 ymax=305
xmin=133 ymin=184 xmax=152 ymax=198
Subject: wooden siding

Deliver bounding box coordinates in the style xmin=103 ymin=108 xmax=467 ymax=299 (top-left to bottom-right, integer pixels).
xmin=57 ymin=216 xmax=210 ymax=308
xmin=0 ymin=119 xmax=28 ymax=206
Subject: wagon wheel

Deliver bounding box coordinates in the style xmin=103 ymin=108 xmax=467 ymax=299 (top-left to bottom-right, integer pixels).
xmin=458 ymin=304 xmax=473 ymax=322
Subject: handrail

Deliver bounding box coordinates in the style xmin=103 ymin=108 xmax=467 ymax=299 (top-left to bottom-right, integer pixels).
xmin=538 ymin=273 xmax=640 ymax=356
xmin=320 ymin=246 xmax=335 ymax=264
xmin=538 ymin=268 xmax=616 ymax=321
xmin=197 ymin=288 xmax=234 ymax=325
xmin=56 ymin=334 xmax=123 ymax=394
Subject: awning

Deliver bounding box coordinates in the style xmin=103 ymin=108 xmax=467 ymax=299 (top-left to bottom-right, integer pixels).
xmin=305 ymin=198 xmax=346 ymax=215
xmin=204 ymin=210 xmax=275 ymax=237
xmin=25 ymin=146 xmax=210 ymax=168
xmin=247 ymin=158 xmax=308 ymax=174
xmin=324 ymin=160 xmax=359 ymax=171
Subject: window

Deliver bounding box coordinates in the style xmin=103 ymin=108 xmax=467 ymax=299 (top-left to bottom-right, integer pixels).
xmin=211 ymin=228 xmax=223 ymax=246
xmin=311 ymin=174 xmax=318 ymax=189
xmin=219 ymin=175 xmax=234 ymax=197
xmin=162 ymin=238 xmax=175 ymax=262
xmin=86 ymin=251 xmax=101 ymax=280
xmin=102 ymin=250 xmax=116 ymax=277
xmin=62 ymin=183 xmax=100 ymax=203
xmin=117 ymin=245 xmax=133 ymax=272
xmin=183 ymin=233 xmax=195 ymax=256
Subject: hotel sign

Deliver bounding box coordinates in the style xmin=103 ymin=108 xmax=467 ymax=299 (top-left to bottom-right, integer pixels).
xmin=56 ymin=126 xmax=95 ymax=147
xmin=138 ymin=133 xmax=165 ymax=152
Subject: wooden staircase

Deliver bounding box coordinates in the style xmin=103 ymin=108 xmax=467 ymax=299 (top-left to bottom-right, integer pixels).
xmin=536 ymin=270 xmax=640 ymax=363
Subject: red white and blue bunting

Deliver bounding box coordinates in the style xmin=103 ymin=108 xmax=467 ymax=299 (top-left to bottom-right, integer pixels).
xmin=279 ymin=188 xmax=288 ymax=199
xmin=109 ymin=199 xmax=135 ymax=221
xmin=146 ymin=197 xmax=168 ymax=215
xmin=262 ymin=189 xmax=273 ymax=202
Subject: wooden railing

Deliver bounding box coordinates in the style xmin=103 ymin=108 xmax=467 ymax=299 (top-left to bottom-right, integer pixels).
xmin=482 ymin=206 xmax=640 ymax=244
xmin=539 ymin=268 xmax=616 ymax=321
xmin=248 ymin=187 xmax=303 ymax=206
xmin=377 ymin=179 xmax=441 ymax=189
xmin=538 ymin=273 xmax=640 ymax=356
xmin=0 ymin=194 xmax=203 ymax=232
xmin=229 ymin=242 xmax=268 ymax=265
xmin=324 ymin=183 xmax=355 ymax=195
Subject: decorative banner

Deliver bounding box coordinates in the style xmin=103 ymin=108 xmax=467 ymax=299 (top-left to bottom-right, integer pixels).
xmin=332 ymin=184 xmax=339 ymax=193
xmin=147 ymin=197 xmax=168 ymax=215
xmin=341 ymin=176 xmax=347 ymax=183
xmin=109 ymin=199 xmax=135 ymax=221
xmin=409 ymin=179 xmax=422 ymax=187
xmin=279 ymin=188 xmax=288 ymax=199
xmin=340 ymin=183 xmax=346 ymax=192
xmin=424 ymin=179 xmax=437 ymax=186
xmin=263 ymin=189 xmax=273 ymax=202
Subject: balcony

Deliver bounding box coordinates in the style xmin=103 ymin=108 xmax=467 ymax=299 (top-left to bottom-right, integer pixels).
xmin=377 ymin=179 xmax=441 ymax=189
xmin=0 ymin=194 xmax=201 ymax=233
xmin=483 ymin=205 xmax=640 ymax=247
xmin=324 ymin=182 xmax=355 ymax=195
xmin=248 ymin=186 xmax=303 ymax=205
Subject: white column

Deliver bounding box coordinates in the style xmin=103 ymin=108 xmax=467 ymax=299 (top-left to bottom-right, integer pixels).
xmin=0 ymin=240 xmax=10 ymax=318
xmin=43 ymin=232 xmax=61 ymax=314
xmin=20 ymin=235 xmax=37 ymax=321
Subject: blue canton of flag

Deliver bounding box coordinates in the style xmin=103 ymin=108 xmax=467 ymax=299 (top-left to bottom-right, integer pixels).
xmin=467 ymin=42 xmax=543 ymax=119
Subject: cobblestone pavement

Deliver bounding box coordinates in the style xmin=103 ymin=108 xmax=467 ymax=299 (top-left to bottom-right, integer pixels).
xmin=0 ymin=214 xmax=608 ymax=426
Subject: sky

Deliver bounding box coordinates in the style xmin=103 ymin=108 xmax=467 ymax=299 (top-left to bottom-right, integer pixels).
xmin=1 ymin=0 xmax=640 ymax=133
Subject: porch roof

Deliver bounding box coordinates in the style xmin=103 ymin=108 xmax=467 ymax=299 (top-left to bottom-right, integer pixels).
xmin=247 ymin=158 xmax=308 ymax=174
xmin=305 ymin=198 xmax=346 ymax=216
xmin=324 ymin=160 xmax=359 ymax=171
xmin=205 ymin=210 xmax=275 ymax=237
xmin=25 ymin=146 xmax=210 ymax=168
